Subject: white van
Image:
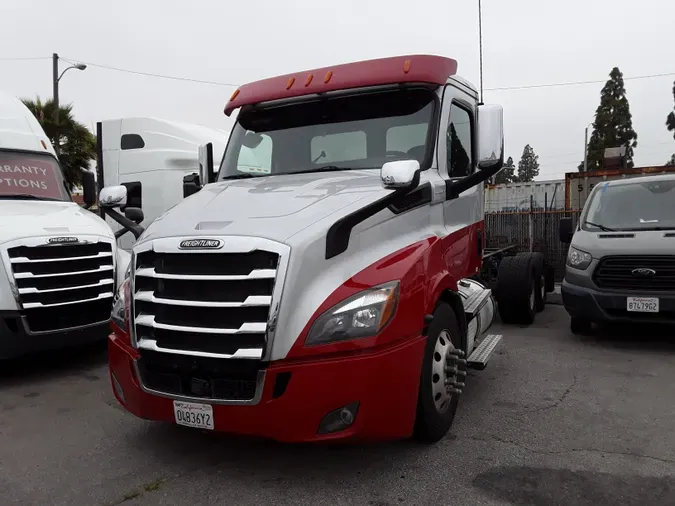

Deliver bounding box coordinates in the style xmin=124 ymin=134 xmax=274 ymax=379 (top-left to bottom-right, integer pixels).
xmin=0 ymin=90 xmax=126 ymax=359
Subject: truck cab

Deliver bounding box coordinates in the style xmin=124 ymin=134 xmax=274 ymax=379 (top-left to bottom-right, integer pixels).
xmin=560 ymin=173 xmax=675 ymax=334
xmin=96 ymin=117 xmax=230 ymax=250
xmin=102 ymin=54 xmax=538 ymax=444
xmin=0 ymin=90 xmax=125 ymax=359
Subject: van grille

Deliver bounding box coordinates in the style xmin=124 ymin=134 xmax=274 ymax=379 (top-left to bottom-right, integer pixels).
xmin=8 ymin=241 xmax=114 ymax=332
xmin=132 ymin=243 xmax=283 ymax=402
xmin=593 ymin=256 xmax=675 ymax=291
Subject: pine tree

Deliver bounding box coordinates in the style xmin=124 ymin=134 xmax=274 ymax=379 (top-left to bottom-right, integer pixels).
xmin=666 ymin=154 xmax=675 ymax=166
xmin=582 ymin=67 xmax=638 ymax=170
xmin=494 ymin=156 xmax=516 ymax=184
xmin=517 ymin=145 xmax=539 ymax=182
xmin=667 ymin=81 xmax=675 ymax=140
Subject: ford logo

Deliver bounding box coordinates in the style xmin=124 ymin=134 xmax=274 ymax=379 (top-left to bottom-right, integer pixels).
xmin=48 ymin=237 xmax=79 ymax=244
xmin=631 ymin=268 xmax=656 ymax=277
xmin=179 ymin=238 xmax=223 ymax=249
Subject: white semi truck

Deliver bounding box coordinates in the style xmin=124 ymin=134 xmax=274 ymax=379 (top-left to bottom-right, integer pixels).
xmin=100 ymin=55 xmax=551 ymax=444
xmin=0 ymin=90 xmax=128 ymax=359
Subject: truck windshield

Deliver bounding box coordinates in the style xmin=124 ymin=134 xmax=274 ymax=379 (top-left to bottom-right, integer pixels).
xmin=0 ymin=151 xmax=71 ymax=202
xmin=218 ymin=87 xmax=437 ymax=179
xmin=583 ymin=179 xmax=675 ymax=231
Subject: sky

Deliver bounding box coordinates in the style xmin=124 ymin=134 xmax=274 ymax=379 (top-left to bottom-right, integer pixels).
xmin=2 ymin=0 xmax=674 ymax=182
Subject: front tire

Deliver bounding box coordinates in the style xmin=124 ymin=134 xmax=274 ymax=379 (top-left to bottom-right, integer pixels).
xmin=413 ymin=302 xmax=466 ymax=443
xmin=570 ymin=316 xmax=593 ymax=335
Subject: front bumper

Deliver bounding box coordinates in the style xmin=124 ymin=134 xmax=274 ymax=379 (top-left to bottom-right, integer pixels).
xmin=561 ymin=280 xmax=675 ymax=324
xmin=0 ymin=311 xmax=109 ymax=359
xmin=108 ymin=333 xmax=427 ymax=443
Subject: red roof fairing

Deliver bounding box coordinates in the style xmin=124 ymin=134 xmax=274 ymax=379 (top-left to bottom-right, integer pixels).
xmin=224 ymin=54 xmax=458 ymax=116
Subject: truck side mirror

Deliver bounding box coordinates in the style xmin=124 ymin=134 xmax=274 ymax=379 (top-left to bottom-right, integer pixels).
xmin=124 ymin=207 xmax=144 ymax=224
xmin=81 ymin=170 xmax=97 ymax=208
xmin=446 ymin=104 xmax=504 ymax=199
xmin=477 ymin=104 xmax=504 ymax=175
xmin=380 ymin=160 xmax=420 ymax=191
xmin=183 ymin=173 xmax=202 ymax=198
xmin=198 ymin=143 xmax=216 ymax=184
xmin=559 ymin=217 xmax=574 ymax=244
xmin=99 ymin=185 xmax=128 ymax=208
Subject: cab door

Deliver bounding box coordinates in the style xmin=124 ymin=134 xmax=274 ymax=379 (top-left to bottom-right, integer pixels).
xmin=436 ymin=82 xmax=484 ymax=280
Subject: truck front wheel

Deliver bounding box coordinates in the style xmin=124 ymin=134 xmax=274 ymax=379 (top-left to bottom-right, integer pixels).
xmin=413 ymin=302 xmax=466 ymax=443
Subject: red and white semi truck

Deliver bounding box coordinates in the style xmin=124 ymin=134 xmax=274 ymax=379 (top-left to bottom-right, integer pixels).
xmin=100 ymin=54 xmax=549 ymax=443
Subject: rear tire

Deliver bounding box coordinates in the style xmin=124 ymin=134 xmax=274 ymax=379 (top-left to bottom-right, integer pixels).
xmin=570 ymin=316 xmax=593 ymax=335
xmin=413 ymin=302 xmax=465 ymax=443
xmin=528 ymin=252 xmax=547 ymax=312
xmin=495 ymin=254 xmax=537 ymax=325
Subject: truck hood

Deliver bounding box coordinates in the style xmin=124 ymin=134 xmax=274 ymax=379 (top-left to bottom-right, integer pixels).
xmin=141 ymin=170 xmax=390 ymax=245
xmin=0 ymin=200 xmax=114 ymax=245
xmin=574 ymin=229 xmax=675 ymax=257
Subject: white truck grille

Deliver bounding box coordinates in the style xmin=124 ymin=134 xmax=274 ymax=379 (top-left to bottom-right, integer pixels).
xmin=130 ymin=237 xmax=289 ymax=403
xmin=7 ymin=240 xmax=115 ymax=333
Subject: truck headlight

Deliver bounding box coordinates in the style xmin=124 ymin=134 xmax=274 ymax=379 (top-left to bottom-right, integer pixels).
xmin=305 ymin=281 xmax=399 ymax=346
xmin=566 ymin=247 xmax=592 ymax=270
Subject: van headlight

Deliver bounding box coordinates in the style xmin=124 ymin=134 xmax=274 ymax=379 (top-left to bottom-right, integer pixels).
xmin=566 ymin=247 xmax=592 ymax=270
xmin=305 ymin=281 xmax=400 ymax=346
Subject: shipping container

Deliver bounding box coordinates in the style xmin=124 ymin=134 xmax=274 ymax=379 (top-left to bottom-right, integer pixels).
xmin=485 ymin=179 xmax=565 ymax=213
xmin=564 ymin=166 xmax=675 ymax=210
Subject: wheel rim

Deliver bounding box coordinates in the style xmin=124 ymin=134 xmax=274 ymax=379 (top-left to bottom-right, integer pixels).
xmin=431 ymin=330 xmax=463 ymax=413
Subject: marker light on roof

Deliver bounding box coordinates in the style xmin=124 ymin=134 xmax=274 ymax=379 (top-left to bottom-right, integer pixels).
xmin=40 ymin=140 xmax=47 ymax=149
xmin=229 ymin=89 xmax=240 ymax=102
xmin=403 ymin=59 xmax=411 ymax=73
xmin=305 ymin=73 xmax=313 ymax=87
xmin=324 ymin=71 xmax=333 ymax=83
xmin=286 ymin=77 xmax=295 ymax=90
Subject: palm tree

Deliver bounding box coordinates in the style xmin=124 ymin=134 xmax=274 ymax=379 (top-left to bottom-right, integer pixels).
xmin=21 ymin=97 xmax=96 ymax=189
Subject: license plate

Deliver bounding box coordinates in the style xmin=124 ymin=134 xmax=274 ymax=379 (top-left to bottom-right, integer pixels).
xmin=626 ymin=297 xmax=659 ymax=313
xmin=173 ymin=401 xmax=214 ymax=430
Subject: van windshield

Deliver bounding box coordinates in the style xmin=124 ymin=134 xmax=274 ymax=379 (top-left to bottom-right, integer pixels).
xmin=583 ymin=179 xmax=675 ymax=231
xmin=0 ymin=151 xmax=71 ymax=202
xmin=218 ymin=87 xmax=436 ymax=179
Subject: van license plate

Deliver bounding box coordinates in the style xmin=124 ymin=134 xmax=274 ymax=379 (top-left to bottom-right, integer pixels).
xmin=173 ymin=401 xmax=214 ymax=430
xmin=626 ymin=297 xmax=659 ymax=313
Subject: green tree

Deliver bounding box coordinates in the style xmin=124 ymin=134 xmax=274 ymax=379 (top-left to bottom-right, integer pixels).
xmin=517 ymin=145 xmax=539 ymax=182
xmin=667 ymin=81 xmax=675 ymax=139
xmin=666 ymin=154 xmax=675 ymax=166
xmin=21 ymin=97 xmax=96 ymax=189
xmin=494 ymin=156 xmax=516 ymax=184
xmin=582 ymin=67 xmax=638 ymax=170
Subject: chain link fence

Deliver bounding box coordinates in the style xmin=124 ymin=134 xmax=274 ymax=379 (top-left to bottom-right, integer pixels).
xmin=484 ymin=209 xmax=582 ymax=281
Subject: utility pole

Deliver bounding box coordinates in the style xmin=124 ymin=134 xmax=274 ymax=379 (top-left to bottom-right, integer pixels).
xmin=582 ymin=125 xmax=588 ymax=172
xmin=53 ymin=53 xmax=60 ymax=156
xmin=51 ymin=54 xmax=87 ymax=158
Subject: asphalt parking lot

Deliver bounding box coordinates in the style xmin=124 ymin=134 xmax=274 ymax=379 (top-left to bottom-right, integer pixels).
xmin=2 ymin=305 xmax=675 ymax=506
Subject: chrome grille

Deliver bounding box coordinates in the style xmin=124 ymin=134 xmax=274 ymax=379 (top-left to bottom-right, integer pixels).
xmin=133 ymin=250 xmax=278 ymax=359
xmin=593 ymin=255 xmax=675 ymax=291
xmin=131 ymin=237 xmax=288 ymax=404
xmin=7 ymin=240 xmax=114 ymax=333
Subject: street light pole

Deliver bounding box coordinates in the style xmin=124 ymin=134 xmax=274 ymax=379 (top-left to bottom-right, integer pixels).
xmin=52 ymin=53 xmax=60 ymax=156
xmin=51 ymin=54 xmax=87 ymax=157
xmin=583 ymin=126 xmax=589 ymax=172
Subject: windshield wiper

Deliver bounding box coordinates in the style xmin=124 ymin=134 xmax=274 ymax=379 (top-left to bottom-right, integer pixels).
xmin=221 ymin=173 xmax=264 ymax=180
xmin=1 ymin=194 xmax=58 ymax=201
xmin=585 ymin=221 xmax=617 ymax=232
xmin=290 ymin=165 xmax=352 ymax=175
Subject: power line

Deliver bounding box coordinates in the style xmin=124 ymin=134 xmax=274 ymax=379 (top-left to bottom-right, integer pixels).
xmin=59 ymin=56 xmax=675 ymax=92
xmin=60 ymin=56 xmax=239 ymax=87
xmin=487 ymin=71 xmax=675 ymax=91
xmin=0 ymin=56 xmax=50 ymax=61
